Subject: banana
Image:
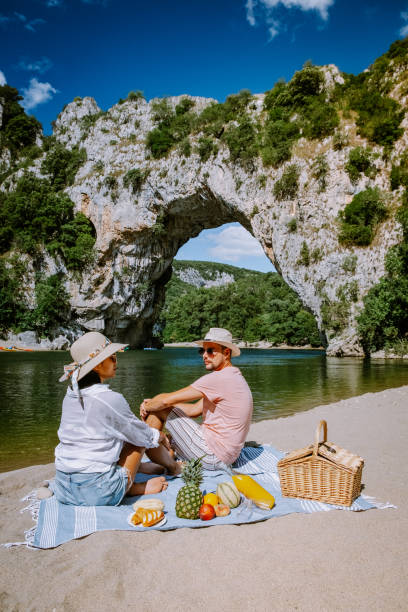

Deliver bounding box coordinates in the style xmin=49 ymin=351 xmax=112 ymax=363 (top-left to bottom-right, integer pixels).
xmin=132 ymin=498 xmax=164 ymax=512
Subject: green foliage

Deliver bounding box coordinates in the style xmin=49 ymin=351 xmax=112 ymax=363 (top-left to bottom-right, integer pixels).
xmin=123 ymin=168 xmax=150 ymax=193
xmin=151 ymin=211 xmax=167 ymax=236
xmin=0 ymin=173 xmax=95 ymax=269
xmin=146 ymin=126 xmax=174 ymax=158
xmin=288 ymin=65 xmax=324 ymax=106
xmin=147 ymin=99 xmax=196 ymax=158
xmin=41 ymin=143 xmax=87 ymax=190
xmin=196 ymin=137 xmax=218 ymax=162
xmin=257 ymin=175 xmax=267 ymax=188
xmin=297 ymin=241 xmax=310 ymax=266
xmin=390 ymin=153 xmax=408 ymax=190
xmin=310 ymin=247 xmax=323 ymax=263
xmin=161 ymin=261 xmax=321 ymax=346
xmin=222 ymin=115 xmax=257 ymax=165
xmin=0 ymin=259 xmax=70 ymax=335
xmin=104 ymin=175 xmax=118 ymax=190
xmin=127 ymin=90 xmax=145 ymax=101
xmin=332 ymin=130 xmax=349 ymax=151
xmin=80 ymin=111 xmax=106 ymax=132
xmin=56 ymin=213 xmax=96 ymax=270
xmin=321 ymin=286 xmax=351 ymax=333
xmin=287 ymin=218 xmax=297 ymax=232
xmin=93 ymin=160 xmax=104 ymax=173
xmin=25 ymin=274 xmax=71 ymax=335
xmin=151 ymin=98 xmax=173 ymax=123
xmin=273 ymin=164 xmax=300 ymax=200
xmin=312 ymin=154 xmax=329 ymax=192
xmin=342 ymin=254 xmax=357 ymax=274
xmin=0 ymin=85 xmax=42 ymax=160
xmin=260 ymin=114 xmax=299 ymax=167
xmin=0 ymin=256 xmax=29 ymax=333
xmin=175 ymin=98 xmax=195 ymax=115
xmin=179 ymin=137 xmax=191 ymax=157
xmin=344 ymin=74 xmax=404 ymax=147
xmin=345 ymin=147 xmax=376 ymax=183
xmin=338 ymin=187 xmax=387 ymax=246
xmin=301 ymin=98 xmax=339 ymax=139
xmin=357 ymin=188 xmax=408 ymax=353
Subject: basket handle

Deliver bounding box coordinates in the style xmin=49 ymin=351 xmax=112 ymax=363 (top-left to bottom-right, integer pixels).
xmin=313 ymin=420 xmax=327 ymax=456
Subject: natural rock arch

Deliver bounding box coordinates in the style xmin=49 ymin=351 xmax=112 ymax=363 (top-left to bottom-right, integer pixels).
xmin=39 ymin=88 xmax=405 ymax=355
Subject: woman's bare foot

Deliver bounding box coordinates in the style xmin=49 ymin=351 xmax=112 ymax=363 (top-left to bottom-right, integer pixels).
xmin=167 ymin=460 xmax=183 ymax=477
xmin=138 ymin=461 xmax=166 ymax=475
xmin=127 ymin=476 xmax=168 ymax=496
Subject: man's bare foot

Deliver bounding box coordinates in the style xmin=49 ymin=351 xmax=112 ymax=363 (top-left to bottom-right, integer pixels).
xmin=127 ymin=476 xmax=168 ymax=496
xmin=138 ymin=461 xmax=166 ymax=475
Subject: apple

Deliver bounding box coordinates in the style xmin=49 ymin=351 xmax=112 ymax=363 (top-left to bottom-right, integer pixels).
xmin=199 ymin=503 xmax=215 ymax=521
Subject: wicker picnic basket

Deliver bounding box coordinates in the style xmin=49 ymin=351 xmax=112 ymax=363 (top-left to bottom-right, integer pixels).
xmin=277 ymin=420 xmax=364 ymax=506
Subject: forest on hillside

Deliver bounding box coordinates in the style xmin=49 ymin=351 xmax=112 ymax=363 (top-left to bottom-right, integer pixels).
xmin=160 ymin=261 xmax=322 ymax=346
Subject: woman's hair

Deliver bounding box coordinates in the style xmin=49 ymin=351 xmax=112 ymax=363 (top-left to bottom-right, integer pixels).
xmin=77 ymin=369 xmax=101 ymax=389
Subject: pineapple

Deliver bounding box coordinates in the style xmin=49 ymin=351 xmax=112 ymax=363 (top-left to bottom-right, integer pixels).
xmin=175 ymin=456 xmax=204 ymax=519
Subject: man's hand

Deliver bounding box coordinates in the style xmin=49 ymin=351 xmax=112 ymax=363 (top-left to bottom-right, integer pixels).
xmin=139 ymin=399 xmax=151 ymax=421
xmin=140 ymin=396 xmax=167 ymax=420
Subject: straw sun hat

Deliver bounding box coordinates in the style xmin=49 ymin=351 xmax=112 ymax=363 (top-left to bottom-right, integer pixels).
xmin=59 ymin=331 xmax=128 ymax=384
xmin=194 ymin=327 xmax=240 ymax=357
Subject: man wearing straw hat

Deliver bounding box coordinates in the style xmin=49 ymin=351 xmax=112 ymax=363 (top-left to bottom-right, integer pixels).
xmin=140 ymin=328 xmax=253 ymax=470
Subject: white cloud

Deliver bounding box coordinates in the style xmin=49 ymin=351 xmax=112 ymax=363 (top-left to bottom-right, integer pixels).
xmin=22 ymin=78 xmax=58 ymax=110
xmin=25 ymin=18 xmax=46 ymax=32
xmin=207 ymin=225 xmax=265 ymax=262
xmin=400 ymin=11 xmax=408 ymax=37
xmin=245 ymin=0 xmax=334 ymax=39
xmin=18 ymin=57 xmax=53 ymax=74
xmin=0 ymin=70 xmax=6 ymax=85
xmin=246 ymin=0 xmax=257 ymax=25
xmin=268 ymin=19 xmax=281 ymax=39
xmin=0 ymin=12 xmax=46 ymax=31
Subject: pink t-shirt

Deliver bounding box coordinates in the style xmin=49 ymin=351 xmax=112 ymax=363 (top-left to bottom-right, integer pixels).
xmin=191 ymin=366 xmax=253 ymax=465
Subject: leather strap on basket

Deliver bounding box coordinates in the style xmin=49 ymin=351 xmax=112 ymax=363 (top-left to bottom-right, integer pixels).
xmin=313 ymin=420 xmax=327 ymax=456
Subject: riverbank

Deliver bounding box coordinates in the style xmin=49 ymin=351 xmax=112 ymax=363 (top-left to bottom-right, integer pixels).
xmin=1 ymin=385 xmax=407 ymax=610
xmin=164 ymin=341 xmax=325 ymax=350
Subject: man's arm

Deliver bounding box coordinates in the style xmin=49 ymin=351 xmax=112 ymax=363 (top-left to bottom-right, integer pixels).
xmin=173 ymin=398 xmax=203 ymax=418
xmin=140 ymin=386 xmax=203 ymax=418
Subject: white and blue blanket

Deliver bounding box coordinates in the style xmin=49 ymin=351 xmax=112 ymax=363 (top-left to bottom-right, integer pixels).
xmin=19 ymin=445 xmax=392 ymax=549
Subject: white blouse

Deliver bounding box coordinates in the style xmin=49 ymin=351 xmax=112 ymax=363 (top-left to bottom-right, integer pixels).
xmin=55 ymin=383 xmax=160 ymax=473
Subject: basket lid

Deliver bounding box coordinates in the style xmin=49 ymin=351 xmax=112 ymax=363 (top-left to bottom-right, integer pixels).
xmin=278 ymin=421 xmax=364 ymax=473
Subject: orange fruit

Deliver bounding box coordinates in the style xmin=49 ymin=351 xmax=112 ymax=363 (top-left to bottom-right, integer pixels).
xmin=203 ymin=492 xmax=219 ymax=506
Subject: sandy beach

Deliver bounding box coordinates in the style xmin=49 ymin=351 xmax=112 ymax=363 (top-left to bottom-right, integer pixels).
xmin=1 ymin=385 xmax=407 ymax=611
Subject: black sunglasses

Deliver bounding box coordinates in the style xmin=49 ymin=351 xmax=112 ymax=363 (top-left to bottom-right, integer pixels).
xmin=198 ymin=347 xmax=215 ymax=356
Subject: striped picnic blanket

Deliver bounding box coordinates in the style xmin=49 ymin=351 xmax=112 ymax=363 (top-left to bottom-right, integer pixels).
xmin=17 ymin=445 xmax=392 ymax=549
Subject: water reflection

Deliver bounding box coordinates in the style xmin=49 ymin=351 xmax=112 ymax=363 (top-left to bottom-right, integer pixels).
xmin=1 ymin=349 xmax=407 ymax=472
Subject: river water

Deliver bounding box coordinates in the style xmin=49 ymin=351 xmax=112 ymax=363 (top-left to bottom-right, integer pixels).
xmin=1 ymin=348 xmax=407 ymax=472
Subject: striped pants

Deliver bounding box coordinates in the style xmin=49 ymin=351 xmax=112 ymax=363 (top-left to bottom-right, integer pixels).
xmin=166 ymin=406 xmax=229 ymax=471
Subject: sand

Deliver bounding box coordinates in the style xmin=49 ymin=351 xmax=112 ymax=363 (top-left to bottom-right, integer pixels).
xmin=0 ymin=385 xmax=407 ymax=611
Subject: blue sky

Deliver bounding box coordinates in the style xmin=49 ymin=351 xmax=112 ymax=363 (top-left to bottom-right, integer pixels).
xmin=1 ymin=0 xmax=408 ymax=271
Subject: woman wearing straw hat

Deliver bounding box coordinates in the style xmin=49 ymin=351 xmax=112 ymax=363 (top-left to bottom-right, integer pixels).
xmin=53 ymin=332 xmax=179 ymax=506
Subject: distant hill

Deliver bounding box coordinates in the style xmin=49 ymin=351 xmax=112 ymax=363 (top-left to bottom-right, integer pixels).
xmin=160 ymin=261 xmax=321 ymax=346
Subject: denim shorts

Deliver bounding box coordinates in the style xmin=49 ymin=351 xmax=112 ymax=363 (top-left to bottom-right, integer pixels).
xmin=52 ymin=464 xmax=129 ymax=506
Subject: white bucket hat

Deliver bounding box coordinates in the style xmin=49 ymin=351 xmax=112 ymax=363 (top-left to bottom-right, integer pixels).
xmin=194 ymin=328 xmax=240 ymax=357
xmin=59 ymin=332 xmax=128 ymax=388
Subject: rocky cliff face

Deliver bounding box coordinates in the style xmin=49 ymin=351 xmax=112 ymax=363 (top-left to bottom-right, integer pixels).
xmin=6 ymin=57 xmax=408 ymax=355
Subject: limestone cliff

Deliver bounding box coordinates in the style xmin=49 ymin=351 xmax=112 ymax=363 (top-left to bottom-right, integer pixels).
xmin=2 ymin=45 xmax=408 ymax=355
